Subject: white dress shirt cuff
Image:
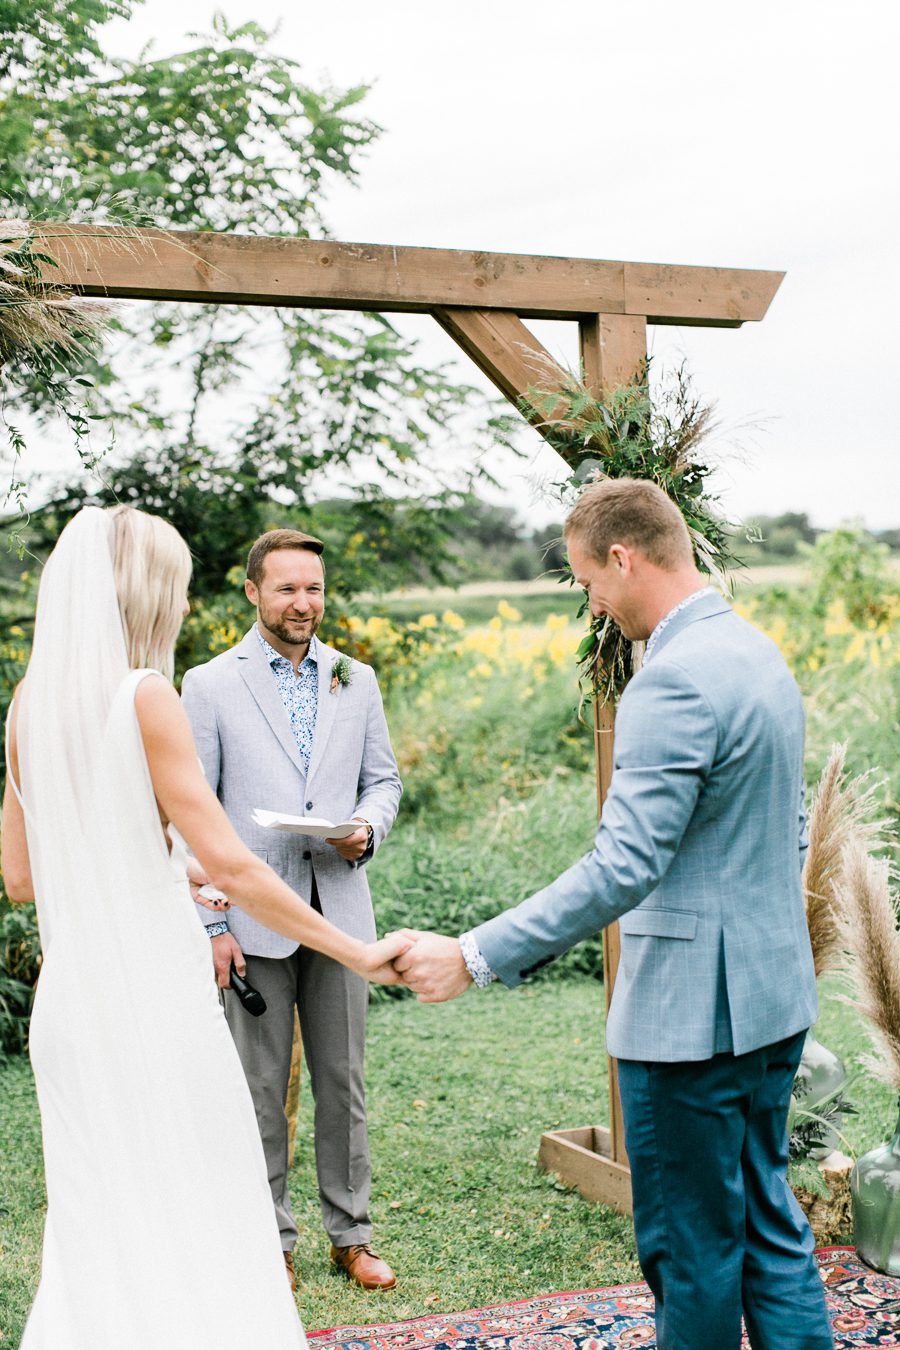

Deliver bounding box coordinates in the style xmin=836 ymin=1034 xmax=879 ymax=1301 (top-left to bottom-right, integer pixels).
xmin=459 ymin=931 xmax=495 ymax=988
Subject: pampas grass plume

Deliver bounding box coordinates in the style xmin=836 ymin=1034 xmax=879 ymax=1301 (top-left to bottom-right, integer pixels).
xmin=835 ymin=840 xmax=900 ymax=1092
xmin=802 ymin=743 xmax=883 ymax=978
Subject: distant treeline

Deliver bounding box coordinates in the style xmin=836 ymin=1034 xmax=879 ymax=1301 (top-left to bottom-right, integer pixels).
xmin=2 ymin=501 xmax=897 ymax=598
xmin=441 ymin=507 xmax=900 ymax=582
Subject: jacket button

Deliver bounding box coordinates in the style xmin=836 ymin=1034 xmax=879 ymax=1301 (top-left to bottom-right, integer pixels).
xmin=302 ymin=850 xmax=312 ymax=861
xmin=306 ymin=801 xmax=313 ymax=810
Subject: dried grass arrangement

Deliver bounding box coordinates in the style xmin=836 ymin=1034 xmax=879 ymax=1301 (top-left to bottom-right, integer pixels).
xmin=802 ymin=743 xmax=885 ymax=978
xmin=0 ymin=219 xmax=124 ymax=535
xmin=835 ymin=840 xmax=900 ymax=1093
xmin=520 ymin=359 xmax=741 ymax=705
xmin=0 ymin=221 xmax=112 ymax=367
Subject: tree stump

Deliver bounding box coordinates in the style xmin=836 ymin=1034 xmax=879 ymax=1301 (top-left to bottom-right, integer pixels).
xmin=285 ymin=1010 xmax=303 ymax=1168
xmin=793 ymin=1152 xmax=854 ymax=1246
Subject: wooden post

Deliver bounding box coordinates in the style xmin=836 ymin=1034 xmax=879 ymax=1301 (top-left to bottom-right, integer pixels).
xmin=580 ymin=313 xmax=647 ymax=1169
xmin=285 ymin=1011 xmax=303 ymax=1168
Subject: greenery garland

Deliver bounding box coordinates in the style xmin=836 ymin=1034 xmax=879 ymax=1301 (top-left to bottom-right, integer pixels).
xmin=521 ymin=360 xmax=744 ymax=706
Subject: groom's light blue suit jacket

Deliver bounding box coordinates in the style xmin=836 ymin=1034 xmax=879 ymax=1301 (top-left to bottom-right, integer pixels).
xmin=471 ymin=593 xmax=818 ymax=1062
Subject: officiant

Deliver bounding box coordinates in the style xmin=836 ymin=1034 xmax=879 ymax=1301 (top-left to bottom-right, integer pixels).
xmin=182 ymin=528 xmax=402 ymax=1294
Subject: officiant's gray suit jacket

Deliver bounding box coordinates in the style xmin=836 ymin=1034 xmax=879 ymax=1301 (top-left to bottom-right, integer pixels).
xmin=181 ymin=628 xmax=402 ymax=957
xmin=472 ymin=592 xmax=819 ymax=1062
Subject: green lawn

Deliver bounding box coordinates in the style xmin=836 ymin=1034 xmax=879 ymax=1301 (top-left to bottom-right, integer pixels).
xmin=1 ymin=975 xmax=895 ymax=1341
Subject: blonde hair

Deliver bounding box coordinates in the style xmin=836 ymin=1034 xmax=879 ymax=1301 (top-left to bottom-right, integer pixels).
xmin=108 ymin=506 xmax=193 ymax=680
xmin=565 ymin=477 xmax=693 ymax=571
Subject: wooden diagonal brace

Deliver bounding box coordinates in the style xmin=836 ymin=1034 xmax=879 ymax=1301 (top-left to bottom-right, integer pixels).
xmin=433 ymin=307 xmax=579 ymax=468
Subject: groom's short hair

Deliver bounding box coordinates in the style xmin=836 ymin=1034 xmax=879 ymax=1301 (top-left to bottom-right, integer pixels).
xmin=565 ymin=478 xmax=692 ymax=571
xmin=247 ymin=528 xmax=326 ymax=585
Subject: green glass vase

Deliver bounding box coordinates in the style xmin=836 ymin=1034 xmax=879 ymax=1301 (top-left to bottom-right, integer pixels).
xmin=794 ymin=1030 xmax=848 ymax=1156
xmin=852 ymin=1098 xmax=900 ymax=1276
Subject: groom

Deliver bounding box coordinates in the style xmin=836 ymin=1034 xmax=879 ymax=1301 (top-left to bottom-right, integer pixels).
xmin=182 ymin=528 xmax=402 ymax=1292
xmin=395 ymin=479 xmax=834 ymax=1350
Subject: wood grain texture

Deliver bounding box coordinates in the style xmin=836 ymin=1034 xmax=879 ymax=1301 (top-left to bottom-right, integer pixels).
xmin=579 ymin=307 xmax=645 ymax=1170
xmin=433 ymin=308 xmax=563 ymax=406
xmin=33 ymin=224 xmax=783 ymax=324
xmin=285 ymin=1011 xmax=303 ymax=1168
xmin=538 ymin=1126 xmax=633 ymax=1215
xmin=433 ymin=308 xmax=579 ymax=465
xmin=580 ymin=314 xmax=648 ymax=396
xmin=624 ymin=261 xmax=784 ymax=327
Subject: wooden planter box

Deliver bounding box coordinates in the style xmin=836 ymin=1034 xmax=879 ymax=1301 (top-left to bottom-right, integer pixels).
xmin=538 ymin=1124 xmax=633 ymax=1216
xmin=539 ymin=1130 xmax=852 ymax=1247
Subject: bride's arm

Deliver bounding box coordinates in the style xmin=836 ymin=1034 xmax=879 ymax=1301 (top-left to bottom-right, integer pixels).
xmin=1 ymin=694 xmax=35 ymax=904
xmin=135 ymin=676 xmax=407 ymax=982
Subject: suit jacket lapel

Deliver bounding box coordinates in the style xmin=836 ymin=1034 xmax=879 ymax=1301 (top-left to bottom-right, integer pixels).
xmin=235 ymin=628 xmax=307 ymax=778
xmin=306 ymin=640 xmax=341 ymax=788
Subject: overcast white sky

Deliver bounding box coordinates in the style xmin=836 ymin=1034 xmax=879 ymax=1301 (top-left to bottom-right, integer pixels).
xmin=91 ymin=1 xmax=899 ymax=529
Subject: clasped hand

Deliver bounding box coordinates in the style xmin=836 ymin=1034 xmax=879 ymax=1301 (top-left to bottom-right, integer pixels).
xmin=387 ymin=929 xmax=473 ymax=1003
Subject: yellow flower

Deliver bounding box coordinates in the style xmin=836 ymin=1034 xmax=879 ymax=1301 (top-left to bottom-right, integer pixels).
xmin=9 ymin=625 xmax=24 ymax=638
xmin=470 ymin=662 xmax=494 ymax=680
xmin=497 ymin=600 xmax=522 ymax=622
xmin=545 ymin=614 xmax=569 ymax=632
xmin=463 ymin=695 xmax=484 ymax=710
xmin=441 ymin=609 xmax=465 ymax=631
xmin=417 ymin=613 xmax=438 ymax=629
xmin=488 ymin=616 xmax=503 ymax=632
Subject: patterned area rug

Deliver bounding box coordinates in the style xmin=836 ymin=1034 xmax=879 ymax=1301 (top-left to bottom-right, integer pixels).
xmin=308 ymin=1249 xmax=900 ymax=1349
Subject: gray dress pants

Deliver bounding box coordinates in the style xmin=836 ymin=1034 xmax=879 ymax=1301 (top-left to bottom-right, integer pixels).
xmin=223 ymin=893 xmax=372 ymax=1251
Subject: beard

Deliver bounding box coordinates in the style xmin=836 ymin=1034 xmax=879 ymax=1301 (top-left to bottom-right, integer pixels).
xmin=258 ymin=604 xmax=322 ymax=648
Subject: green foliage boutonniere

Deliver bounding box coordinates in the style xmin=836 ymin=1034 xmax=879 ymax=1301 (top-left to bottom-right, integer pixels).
xmin=330 ymin=655 xmax=352 ymax=694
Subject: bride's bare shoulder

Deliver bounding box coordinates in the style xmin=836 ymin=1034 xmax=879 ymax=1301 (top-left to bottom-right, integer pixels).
xmin=134 ymin=674 xmax=189 ymax=741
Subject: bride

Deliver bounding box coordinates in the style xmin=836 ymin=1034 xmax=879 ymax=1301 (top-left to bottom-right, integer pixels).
xmin=1 ymin=505 xmax=409 ymax=1349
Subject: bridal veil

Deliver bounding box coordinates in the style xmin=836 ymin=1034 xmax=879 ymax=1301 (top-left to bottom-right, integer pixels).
xmin=15 ymin=508 xmax=305 ymax=1349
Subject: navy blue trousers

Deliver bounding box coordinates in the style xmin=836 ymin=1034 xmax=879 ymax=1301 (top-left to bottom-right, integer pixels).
xmin=617 ymin=1030 xmax=834 ymax=1350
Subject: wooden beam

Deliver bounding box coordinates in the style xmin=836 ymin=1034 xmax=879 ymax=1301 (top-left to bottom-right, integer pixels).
xmin=433 ymin=308 xmax=579 ymax=466
xmin=624 ymin=261 xmax=782 ymax=326
xmin=32 ymin=224 xmax=783 ymax=325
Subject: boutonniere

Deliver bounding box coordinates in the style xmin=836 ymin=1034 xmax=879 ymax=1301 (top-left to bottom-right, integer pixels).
xmin=330 ymin=655 xmax=353 ymax=693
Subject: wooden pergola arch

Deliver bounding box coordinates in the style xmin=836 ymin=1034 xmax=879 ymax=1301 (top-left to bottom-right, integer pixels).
xmin=41 ymin=227 xmax=783 ymax=1211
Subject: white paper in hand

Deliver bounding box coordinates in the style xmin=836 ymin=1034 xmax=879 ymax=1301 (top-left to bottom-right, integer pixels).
xmin=252 ymin=808 xmax=360 ymax=839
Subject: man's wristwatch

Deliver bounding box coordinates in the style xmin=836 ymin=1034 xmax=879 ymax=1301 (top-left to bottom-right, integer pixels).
xmin=355 ymin=818 xmax=374 ymax=851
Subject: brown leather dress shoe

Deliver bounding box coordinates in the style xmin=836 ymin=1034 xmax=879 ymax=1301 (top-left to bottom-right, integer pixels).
xmin=283 ymin=1249 xmax=297 ymax=1292
xmin=330 ymin=1242 xmax=397 ymax=1290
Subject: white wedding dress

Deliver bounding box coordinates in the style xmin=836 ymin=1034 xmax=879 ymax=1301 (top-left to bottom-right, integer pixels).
xmin=11 ymin=509 xmax=306 ymax=1349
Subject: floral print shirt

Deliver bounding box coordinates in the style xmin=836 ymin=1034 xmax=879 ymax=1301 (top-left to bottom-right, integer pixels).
xmin=255 ymin=627 xmax=319 ymax=773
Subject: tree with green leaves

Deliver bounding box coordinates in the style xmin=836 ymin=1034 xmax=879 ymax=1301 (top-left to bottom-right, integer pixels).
xmin=0 ymin=0 xmax=515 ymax=590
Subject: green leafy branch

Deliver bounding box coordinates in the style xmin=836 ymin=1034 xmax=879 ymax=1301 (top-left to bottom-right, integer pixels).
xmin=521 ymin=360 xmax=744 ymax=706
